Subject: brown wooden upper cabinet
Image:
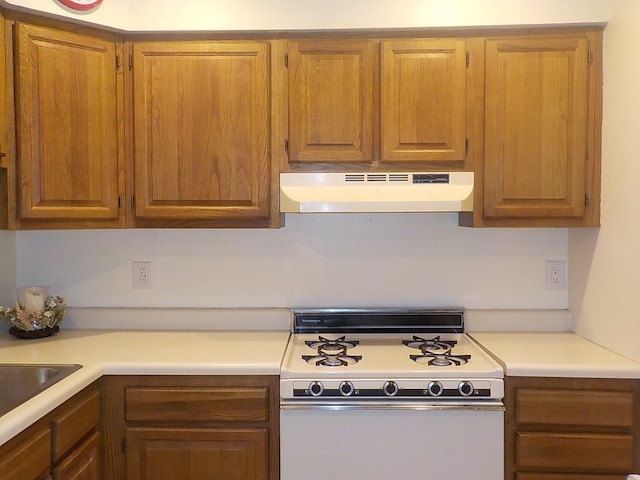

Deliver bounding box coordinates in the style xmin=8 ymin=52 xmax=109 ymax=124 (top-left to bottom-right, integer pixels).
xmin=14 ymin=23 xmax=123 ymax=229
xmin=131 ymin=40 xmax=272 ymax=227
xmin=479 ymin=31 xmax=602 ymax=227
xmin=287 ymin=38 xmax=468 ymax=168
xmin=381 ymin=39 xmax=466 ymax=164
xmin=287 ymin=39 xmax=377 ymax=164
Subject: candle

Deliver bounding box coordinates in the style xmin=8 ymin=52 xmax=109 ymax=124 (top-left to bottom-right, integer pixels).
xmin=23 ymin=288 xmax=45 ymax=313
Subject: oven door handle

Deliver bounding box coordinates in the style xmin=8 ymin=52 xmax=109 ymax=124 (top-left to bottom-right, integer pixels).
xmin=280 ymin=400 xmax=505 ymax=411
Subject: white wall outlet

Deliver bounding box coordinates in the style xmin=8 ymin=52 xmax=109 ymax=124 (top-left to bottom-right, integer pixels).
xmin=133 ymin=261 xmax=151 ymax=289
xmin=545 ymin=260 xmax=566 ymax=289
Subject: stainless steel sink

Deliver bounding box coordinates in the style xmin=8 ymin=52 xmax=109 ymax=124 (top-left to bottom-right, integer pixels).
xmin=0 ymin=364 xmax=82 ymax=417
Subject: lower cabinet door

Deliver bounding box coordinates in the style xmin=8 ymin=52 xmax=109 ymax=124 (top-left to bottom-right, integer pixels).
xmin=126 ymin=427 xmax=268 ymax=480
xmin=52 ymin=432 xmax=100 ymax=480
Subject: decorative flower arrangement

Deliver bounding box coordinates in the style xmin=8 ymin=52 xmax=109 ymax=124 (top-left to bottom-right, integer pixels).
xmin=0 ymin=287 xmax=66 ymax=339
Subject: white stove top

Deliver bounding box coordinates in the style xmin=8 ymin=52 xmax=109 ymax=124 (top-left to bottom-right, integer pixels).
xmin=280 ymin=309 xmax=504 ymax=402
xmin=281 ymin=333 xmax=503 ymax=379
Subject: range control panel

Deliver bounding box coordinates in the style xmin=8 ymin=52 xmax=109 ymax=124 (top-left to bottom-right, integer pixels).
xmin=289 ymin=379 xmax=497 ymax=399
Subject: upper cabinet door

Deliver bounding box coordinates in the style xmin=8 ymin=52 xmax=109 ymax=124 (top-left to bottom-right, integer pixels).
xmin=288 ymin=40 xmax=377 ymax=163
xmin=15 ymin=24 xmax=121 ymax=225
xmin=132 ymin=41 xmax=271 ymax=225
xmin=381 ymin=39 xmax=467 ymax=164
xmin=483 ymin=35 xmax=590 ymax=220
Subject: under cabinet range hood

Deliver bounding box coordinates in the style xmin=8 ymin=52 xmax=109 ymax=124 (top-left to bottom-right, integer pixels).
xmin=280 ymin=172 xmax=474 ymax=213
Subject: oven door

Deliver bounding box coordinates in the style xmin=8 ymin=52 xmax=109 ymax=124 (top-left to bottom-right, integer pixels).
xmin=280 ymin=401 xmax=504 ymax=480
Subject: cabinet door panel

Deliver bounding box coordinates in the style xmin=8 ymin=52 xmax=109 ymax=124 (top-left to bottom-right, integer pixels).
xmin=126 ymin=427 xmax=268 ymax=480
xmin=133 ymin=41 xmax=270 ymax=221
xmin=288 ymin=40 xmax=376 ymax=163
xmin=382 ymin=39 xmax=466 ymax=163
xmin=15 ymin=24 xmax=120 ymax=221
xmin=484 ymin=36 xmax=589 ymax=219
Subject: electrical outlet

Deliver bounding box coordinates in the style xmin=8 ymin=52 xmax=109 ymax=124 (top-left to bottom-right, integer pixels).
xmin=133 ymin=261 xmax=151 ymax=289
xmin=545 ymin=261 xmax=565 ymax=289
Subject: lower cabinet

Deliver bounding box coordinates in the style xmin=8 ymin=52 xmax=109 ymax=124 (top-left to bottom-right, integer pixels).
xmin=505 ymin=376 xmax=640 ymax=479
xmin=101 ymin=375 xmax=279 ymax=480
xmin=0 ymin=382 xmax=101 ymax=480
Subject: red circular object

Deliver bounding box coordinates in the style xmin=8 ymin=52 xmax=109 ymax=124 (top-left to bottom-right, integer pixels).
xmin=57 ymin=0 xmax=103 ymax=11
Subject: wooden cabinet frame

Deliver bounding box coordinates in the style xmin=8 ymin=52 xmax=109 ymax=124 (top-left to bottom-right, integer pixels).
xmin=101 ymin=375 xmax=279 ymax=480
xmin=505 ymin=376 xmax=640 ymax=479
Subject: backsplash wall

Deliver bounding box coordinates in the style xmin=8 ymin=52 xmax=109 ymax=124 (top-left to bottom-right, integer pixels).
xmin=16 ymin=214 xmax=567 ymax=310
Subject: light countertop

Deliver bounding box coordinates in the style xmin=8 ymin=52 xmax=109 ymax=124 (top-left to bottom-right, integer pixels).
xmin=3 ymin=326 xmax=640 ymax=449
xmin=0 ymin=329 xmax=290 ymax=446
xmin=470 ymin=332 xmax=640 ymax=379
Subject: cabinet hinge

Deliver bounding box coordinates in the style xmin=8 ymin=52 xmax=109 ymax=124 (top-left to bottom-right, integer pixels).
xmin=587 ymin=48 xmax=593 ymax=63
xmin=466 ymin=51 xmax=470 ymax=68
xmin=121 ymin=438 xmax=126 ymax=453
xmin=585 ymin=194 xmax=590 ymax=207
xmin=284 ymin=53 xmax=288 ymax=68
xmin=118 ymin=195 xmax=123 ymax=208
xmin=465 ymin=138 xmax=469 ymax=154
xmin=129 ymin=51 xmax=133 ymax=70
xmin=284 ymin=139 xmax=289 ymax=153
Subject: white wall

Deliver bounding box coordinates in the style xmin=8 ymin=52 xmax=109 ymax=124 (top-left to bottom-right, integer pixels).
xmin=2 ymin=0 xmax=608 ymax=31
xmin=4 ymin=0 xmax=612 ymax=323
xmin=17 ymin=215 xmax=567 ymax=309
xmin=0 ymin=231 xmax=16 ymax=307
xmin=570 ymin=0 xmax=640 ymax=361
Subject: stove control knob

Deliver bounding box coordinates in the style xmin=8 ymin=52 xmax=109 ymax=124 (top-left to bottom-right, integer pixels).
xmin=339 ymin=381 xmax=355 ymax=397
xmin=308 ymin=381 xmax=324 ymax=397
xmin=458 ymin=381 xmax=474 ymax=397
xmin=383 ymin=381 xmax=399 ymax=397
xmin=427 ymin=381 xmax=443 ymax=397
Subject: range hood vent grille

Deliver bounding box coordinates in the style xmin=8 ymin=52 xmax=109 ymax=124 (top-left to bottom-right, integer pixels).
xmin=344 ymin=173 xmax=411 ymax=183
xmin=280 ymin=171 xmax=474 ymax=214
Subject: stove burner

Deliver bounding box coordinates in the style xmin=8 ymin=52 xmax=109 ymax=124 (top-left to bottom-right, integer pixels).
xmin=410 ymin=352 xmax=471 ymax=367
xmin=305 ymin=336 xmax=359 ymax=355
xmin=302 ymin=353 xmax=363 ymax=367
xmin=403 ymin=335 xmax=457 ymax=353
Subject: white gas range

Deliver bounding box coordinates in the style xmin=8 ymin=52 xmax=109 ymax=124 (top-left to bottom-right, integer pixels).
xmin=280 ymin=308 xmax=505 ymax=479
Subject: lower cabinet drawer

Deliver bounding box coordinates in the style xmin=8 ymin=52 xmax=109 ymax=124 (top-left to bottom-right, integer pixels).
xmin=125 ymin=387 xmax=269 ymax=422
xmin=516 ymin=432 xmax=634 ymax=473
xmin=0 ymin=427 xmax=51 ymax=480
xmin=51 ymin=389 xmax=100 ymax=462
xmin=517 ymin=474 xmax=627 ymax=480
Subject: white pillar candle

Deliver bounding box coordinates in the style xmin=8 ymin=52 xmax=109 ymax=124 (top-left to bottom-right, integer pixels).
xmin=23 ymin=288 xmax=45 ymax=313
